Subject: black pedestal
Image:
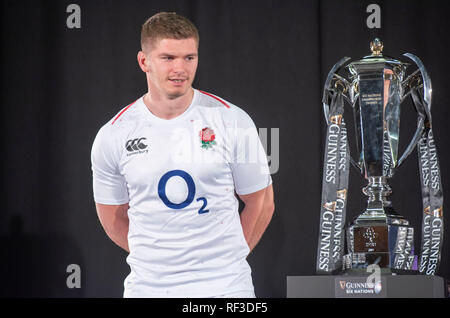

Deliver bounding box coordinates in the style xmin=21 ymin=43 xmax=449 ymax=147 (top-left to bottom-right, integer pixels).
xmin=287 ymin=275 xmax=448 ymax=298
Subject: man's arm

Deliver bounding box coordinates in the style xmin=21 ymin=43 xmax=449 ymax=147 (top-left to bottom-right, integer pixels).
xmin=238 ymin=184 xmax=275 ymax=254
xmin=95 ymin=203 xmax=130 ymax=253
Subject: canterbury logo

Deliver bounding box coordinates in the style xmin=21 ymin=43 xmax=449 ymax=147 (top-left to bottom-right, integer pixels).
xmin=126 ymin=138 xmax=148 ymax=152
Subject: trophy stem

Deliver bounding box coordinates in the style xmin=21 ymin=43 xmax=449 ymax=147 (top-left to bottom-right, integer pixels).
xmin=355 ymin=176 xmax=408 ymax=225
xmin=358 ymin=176 xmax=393 ymax=221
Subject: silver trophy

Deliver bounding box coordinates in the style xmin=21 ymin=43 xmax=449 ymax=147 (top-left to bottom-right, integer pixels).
xmin=316 ymin=39 xmax=444 ymax=275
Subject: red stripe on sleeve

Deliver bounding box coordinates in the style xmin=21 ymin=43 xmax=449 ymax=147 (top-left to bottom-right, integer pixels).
xmin=111 ymin=100 xmax=137 ymax=125
xmin=198 ymin=90 xmax=230 ymax=108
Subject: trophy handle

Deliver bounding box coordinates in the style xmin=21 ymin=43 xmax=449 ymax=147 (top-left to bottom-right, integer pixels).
xmin=322 ymin=56 xmax=360 ymax=171
xmin=403 ymin=53 xmax=432 ymax=108
xmin=322 ymin=56 xmax=351 ymax=125
xmin=397 ymin=116 xmax=425 ymax=167
xmin=397 ymin=53 xmax=432 ymax=167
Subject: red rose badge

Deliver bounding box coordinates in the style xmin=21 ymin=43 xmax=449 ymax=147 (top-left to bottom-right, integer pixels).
xmin=199 ymin=127 xmax=216 ymax=149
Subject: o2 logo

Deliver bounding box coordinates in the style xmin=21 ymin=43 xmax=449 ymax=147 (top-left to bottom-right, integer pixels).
xmin=158 ymin=170 xmax=209 ymax=214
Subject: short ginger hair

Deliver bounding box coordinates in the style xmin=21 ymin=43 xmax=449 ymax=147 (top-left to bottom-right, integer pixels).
xmin=141 ymin=12 xmax=199 ymax=52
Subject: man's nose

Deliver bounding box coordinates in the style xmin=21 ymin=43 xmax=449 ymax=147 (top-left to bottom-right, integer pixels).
xmin=173 ymin=58 xmax=186 ymax=72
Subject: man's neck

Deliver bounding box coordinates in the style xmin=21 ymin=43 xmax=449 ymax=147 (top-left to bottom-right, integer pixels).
xmin=143 ymin=88 xmax=194 ymax=120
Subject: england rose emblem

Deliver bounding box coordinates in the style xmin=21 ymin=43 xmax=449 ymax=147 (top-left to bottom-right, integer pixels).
xmin=199 ymin=127 xmax=216 ymax=149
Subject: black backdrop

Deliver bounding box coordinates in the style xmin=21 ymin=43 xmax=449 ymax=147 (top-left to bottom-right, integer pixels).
xmin=1 ymin=0 xmax=449 ymax=297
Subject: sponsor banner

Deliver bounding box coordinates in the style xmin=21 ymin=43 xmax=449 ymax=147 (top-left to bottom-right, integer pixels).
xmin=335 ymin=276 xmax=387 ymax=298
xmin=414 ymin=91 xmax=444 ymax=275
xmin=316 ymin=92 xmax=349 ymax=274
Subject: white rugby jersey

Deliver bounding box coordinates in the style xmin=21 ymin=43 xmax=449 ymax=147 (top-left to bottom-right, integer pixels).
xmin=91 ymin=89 xmax=272 ymax=297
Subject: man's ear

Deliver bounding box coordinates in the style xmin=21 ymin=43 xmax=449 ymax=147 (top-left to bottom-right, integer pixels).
xmin=137 ymin=51 xmax=149 ymax=73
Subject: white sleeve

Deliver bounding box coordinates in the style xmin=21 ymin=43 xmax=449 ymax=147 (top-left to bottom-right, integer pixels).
xmin=91 ymin=125 xmax=129 ymax=205
xmin=229 ymin=108 xmax=272 ymax=195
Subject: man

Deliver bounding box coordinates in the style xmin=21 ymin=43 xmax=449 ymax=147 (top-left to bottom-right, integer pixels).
xmin=91 ymin=12 xmax=274 ymax=298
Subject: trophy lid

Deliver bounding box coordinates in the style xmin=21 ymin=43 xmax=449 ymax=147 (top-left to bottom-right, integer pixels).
xmin=347 ymin=38 xmax=407 ymax=76
xmin=370 ymin=38 xmax=383 ymax=56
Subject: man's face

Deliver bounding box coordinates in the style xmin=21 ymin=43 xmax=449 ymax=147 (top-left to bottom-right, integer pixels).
xmin=144 ymin=37 xmax=198 ymax=99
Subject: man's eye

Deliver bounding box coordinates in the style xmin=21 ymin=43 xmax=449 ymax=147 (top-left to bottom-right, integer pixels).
xmin=186 ymin=56 xmax=195 ymax=61
xmin=163 ymin=56 xmax=173 ymax=60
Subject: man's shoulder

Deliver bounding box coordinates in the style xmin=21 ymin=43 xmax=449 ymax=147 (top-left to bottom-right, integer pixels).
xmin=196 ymin=89 xmax=234 ymax=110
xmin=195 ymin=89 xmax=251 ymax=121
xmin=94 ymin=97 xmax=143 ymax=148
xmin=109 ymin=98 xmax=142 ymax=126
xmin=99 ymin=98 xmax=142 ymax=132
